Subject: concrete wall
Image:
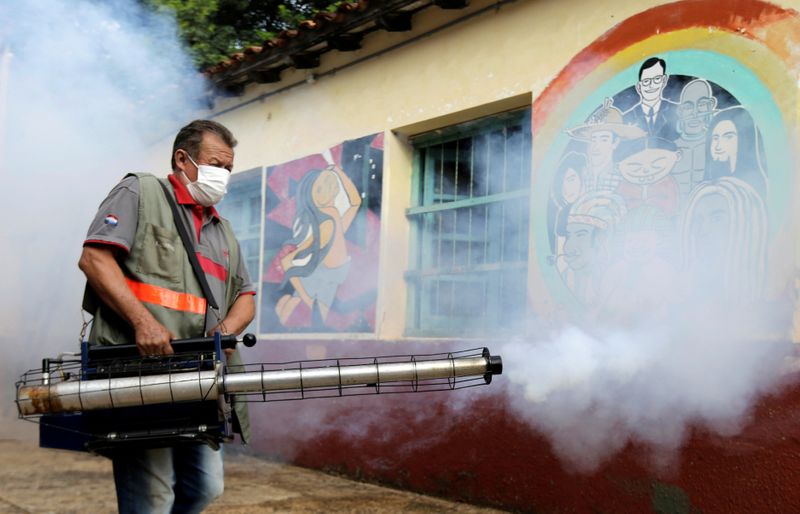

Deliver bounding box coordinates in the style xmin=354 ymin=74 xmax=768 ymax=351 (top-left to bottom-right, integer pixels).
xmin=206 ymin=0 xmax=800 ymax=511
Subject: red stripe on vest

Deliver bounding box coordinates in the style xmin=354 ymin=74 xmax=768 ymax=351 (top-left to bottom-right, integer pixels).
xmin=197 ymin=253 xmax=228 ymax=282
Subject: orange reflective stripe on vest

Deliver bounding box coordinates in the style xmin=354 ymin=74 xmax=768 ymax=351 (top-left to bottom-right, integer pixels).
xmin=126 ymin=278 xmax=207 ymax=315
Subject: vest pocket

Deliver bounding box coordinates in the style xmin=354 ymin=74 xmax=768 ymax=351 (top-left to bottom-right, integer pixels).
xmin=137 ymin=223 xmax=182 ymax=283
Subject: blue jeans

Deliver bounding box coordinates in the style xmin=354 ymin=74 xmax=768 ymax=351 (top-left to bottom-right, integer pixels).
xmin=112 ymin=445 xmax=224 ymax=514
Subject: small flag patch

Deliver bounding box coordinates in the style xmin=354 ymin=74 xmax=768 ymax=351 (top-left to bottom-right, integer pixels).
xmin=104 ymin=214 xmax=119 ymax=227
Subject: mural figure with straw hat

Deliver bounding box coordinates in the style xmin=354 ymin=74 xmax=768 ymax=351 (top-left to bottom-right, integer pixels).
xmin=565 ymin=98 xmax=646 ymax=194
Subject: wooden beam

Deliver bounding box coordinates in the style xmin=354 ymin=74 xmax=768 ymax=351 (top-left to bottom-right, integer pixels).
xmin=250 ymin=69 xmax=282 ymax=83
xmin=291 ymin=53 xmax=321 ymax=69
xmin=328 ymin=33 xmax=363 ymax=51
xmin=433 ymin=0 xmax=469 ymax=9
xmin=377 ymin=12 xmax=412 ymax=32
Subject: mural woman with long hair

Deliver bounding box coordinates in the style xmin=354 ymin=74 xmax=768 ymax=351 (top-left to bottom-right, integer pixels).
xmin=276 ymin=164 xmax=362 ymax=326
xmin=703 ymin=106 xmax=768 ymax=198
xmin=681 ymin=176 xmax=767 ymax=303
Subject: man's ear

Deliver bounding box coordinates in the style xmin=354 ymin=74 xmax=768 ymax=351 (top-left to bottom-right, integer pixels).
xmin=635 ymin=82 xmax=641 ymax=97
xmin=174 ymin=149 xmax=189 ymax=172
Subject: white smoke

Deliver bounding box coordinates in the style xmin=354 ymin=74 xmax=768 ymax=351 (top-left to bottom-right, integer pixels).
xmin=0 ymin=0 xmax=207 ymax=438
xmin=501 ymin=303 xmax=795 ymax=472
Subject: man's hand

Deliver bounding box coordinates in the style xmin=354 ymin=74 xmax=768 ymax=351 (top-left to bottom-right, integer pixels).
xmin=207 ymin=294 xmax=256 ymax=359
xmin=134 ymin=317 xmax=175 ymax=356
xmin=207 ymin=327 xmax=235 ymax=358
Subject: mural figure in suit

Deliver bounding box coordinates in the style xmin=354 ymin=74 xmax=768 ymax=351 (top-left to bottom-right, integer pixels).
xmin=623 ymin=57 xmax=680 ymax=142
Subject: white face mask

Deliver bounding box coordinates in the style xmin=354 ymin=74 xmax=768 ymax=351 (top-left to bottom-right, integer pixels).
xmin=184 ymin=152 xmax=230 ymax=206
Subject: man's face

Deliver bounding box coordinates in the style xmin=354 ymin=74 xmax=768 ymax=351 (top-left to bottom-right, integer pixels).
xmin=637 ymin=62 xmax=667 ymax=103
xmin=711 ymin=120 xmax=738 ymax=167
xmin=563 ymin=222 xmax=599 ymax=271
xmin=678 ymin=82 xmax=715 ymax=137
xmin=588 ymin=130 xmax=618 ymax=169
xmin=617 ymin=147 xmax=680 ymax=185
xmin=176 ymin=132 xmax=234 ymax=182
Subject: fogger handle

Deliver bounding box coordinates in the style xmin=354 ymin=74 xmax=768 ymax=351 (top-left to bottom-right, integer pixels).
xmin=86 ymin=333 xmax=257 ymax=359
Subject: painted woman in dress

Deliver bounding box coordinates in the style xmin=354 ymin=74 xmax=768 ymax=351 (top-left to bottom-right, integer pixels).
xmin=276 ymin=164 xmax=362 ymax=326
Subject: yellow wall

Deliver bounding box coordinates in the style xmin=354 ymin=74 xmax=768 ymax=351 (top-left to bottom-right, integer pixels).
xmin=203 ymin=0 xmax=800 ymax=339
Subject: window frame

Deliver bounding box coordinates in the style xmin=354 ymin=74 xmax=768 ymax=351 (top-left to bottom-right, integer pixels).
xmin=405 ymin=108 xmax=532 ymax=337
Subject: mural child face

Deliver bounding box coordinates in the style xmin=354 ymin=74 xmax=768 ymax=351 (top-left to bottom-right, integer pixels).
xmin=312 ymin=169 xmax=340 ymax=207
xmin=563 ymin=222 xmax=599 ymax=271
xmin=638 ymin=62 xmax=667 ymax=103
xmin=711 ymin=120 xmax=738 ymax=170
xmin=588 ymin=130 xmax=618 ymax=169
xmin=617 ymin=147 xmax=680 ymax=185
xmin=562 ymin=167 xmax=583 ymax=204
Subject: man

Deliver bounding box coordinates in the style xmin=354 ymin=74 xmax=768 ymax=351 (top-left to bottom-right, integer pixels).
xmin=566 ymin=98 xmax=645 ymax=193
xmin=672 ymin=78 xmax=717 ymax=200
xmin=561 ymin=191 xmax=626 ymax=305
xmin=623 ymin=57 xmax=680 ymax=141
xmin=79 ymin=120 xmax=255 ymax=513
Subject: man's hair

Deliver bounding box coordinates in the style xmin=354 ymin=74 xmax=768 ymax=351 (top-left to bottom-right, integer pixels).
xmin=171 ymin=119 xmax=237 ymax=171
xmin=638 ymin=57 xmax=666 ymax=79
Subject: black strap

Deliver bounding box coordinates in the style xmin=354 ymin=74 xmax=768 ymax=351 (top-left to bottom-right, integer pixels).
xmin=157 ymin=180 xmax=220 ymax=310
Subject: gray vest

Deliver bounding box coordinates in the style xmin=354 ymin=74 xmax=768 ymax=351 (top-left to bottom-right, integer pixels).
xmin=83 ymin=173 xmax=250 ymax=442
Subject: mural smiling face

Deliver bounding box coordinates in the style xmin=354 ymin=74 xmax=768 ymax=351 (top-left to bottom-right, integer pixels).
xmin=637 ymin=60 xmax=668 ymax=104
xmin=312 ymin=168 xmax=341 ymax=208
xmin=615 ymin=137 xmax=681 ymax=185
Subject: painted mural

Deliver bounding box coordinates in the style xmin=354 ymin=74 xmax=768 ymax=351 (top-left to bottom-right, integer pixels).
xmin=261 ymin=134 xmax=383 ymax=333
xmin=536 ymin=42 xmax=791 ymax=322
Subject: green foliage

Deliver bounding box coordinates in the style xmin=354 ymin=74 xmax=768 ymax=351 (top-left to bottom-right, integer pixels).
xmin=143 ymin=0 xmax=340 ymax=69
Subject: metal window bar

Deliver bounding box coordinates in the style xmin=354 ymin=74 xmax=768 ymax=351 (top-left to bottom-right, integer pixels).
xmin=407 ymin=110 xmax=531 ymax=335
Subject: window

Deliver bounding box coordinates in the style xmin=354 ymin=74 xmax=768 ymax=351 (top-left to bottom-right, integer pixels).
xmin=406 ymin=109 xmax=531 ymax=336
xmin=216 ymin=167 xmax=263 ymax=286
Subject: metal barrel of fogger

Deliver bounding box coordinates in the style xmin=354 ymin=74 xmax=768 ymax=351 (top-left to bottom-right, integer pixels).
xmin=17 ymin=353 xmax=502 ymax=416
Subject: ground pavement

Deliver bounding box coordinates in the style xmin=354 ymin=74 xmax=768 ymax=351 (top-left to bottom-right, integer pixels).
xmin=0 ymin=440 xmax=506 ymax=513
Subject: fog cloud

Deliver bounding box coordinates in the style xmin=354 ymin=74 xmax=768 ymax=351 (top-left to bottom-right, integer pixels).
xmin=0 ymin=0 xmax=207 ymax=437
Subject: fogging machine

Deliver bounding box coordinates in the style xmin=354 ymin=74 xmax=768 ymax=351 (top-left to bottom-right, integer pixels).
xmin=16 ymin=334 xmax=503 ymax=454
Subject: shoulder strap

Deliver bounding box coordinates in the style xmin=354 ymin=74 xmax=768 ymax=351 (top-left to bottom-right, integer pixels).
xmin=157 ymin=180 xmax=220 ymax=311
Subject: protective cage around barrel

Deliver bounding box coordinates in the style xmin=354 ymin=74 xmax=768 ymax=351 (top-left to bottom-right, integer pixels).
xmin=224 ymin=347 xmax=501 ymax=403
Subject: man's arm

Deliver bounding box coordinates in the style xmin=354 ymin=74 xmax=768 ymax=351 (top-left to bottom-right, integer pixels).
xmin=79 ymin=245 xmax=175 ymax=355
xmin=207 ymin=293 xmax=255 ymax=357
xmin=208 ymin=294 xmax=255 ymax=337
